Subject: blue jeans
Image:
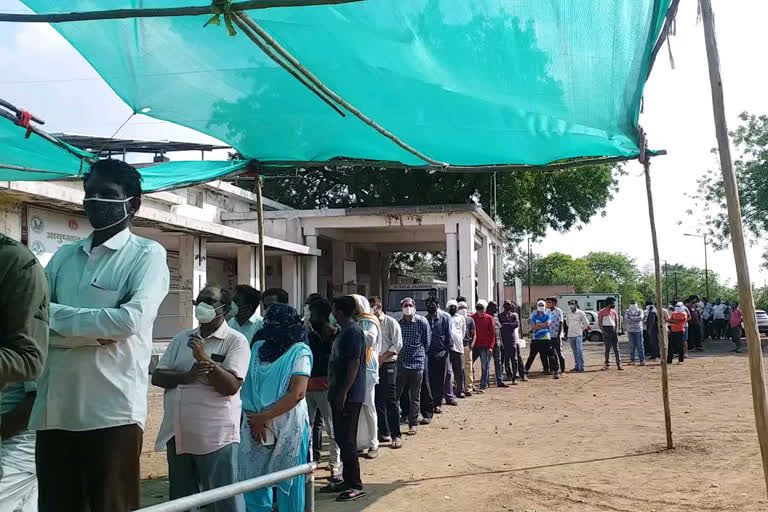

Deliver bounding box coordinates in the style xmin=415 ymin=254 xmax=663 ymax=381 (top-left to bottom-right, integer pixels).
xmin=568 ymin=336 xmax=584 ymax=371
xmin=167 ymin=439 xmax=245 ymax=512
xmin=472 ymin=347 xmax=491 ymax=389
xmin=628 ymin=331 xmax=645 ymax=362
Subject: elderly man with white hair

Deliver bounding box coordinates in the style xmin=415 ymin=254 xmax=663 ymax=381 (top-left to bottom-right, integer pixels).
xmin=457 ymin=299 xmax=476 ymax=396
xmin=445 ymin=300 xmax=467 ymax=399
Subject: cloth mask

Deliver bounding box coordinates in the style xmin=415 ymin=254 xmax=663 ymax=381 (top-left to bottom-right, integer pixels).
xmin=402 ymin=306 xmax=415 ymax=316
xmin=195 ymin=302 xmax=222 ymax=324
xmin=83 ymin=197 xmax=134 ymax=231
xmin=230 ymin=301 xmax=239 ymax=317
xmin=458 ymin=308 xmax=467 ymax=317
xmin=630 ymin=303 xmax=638 ymax=311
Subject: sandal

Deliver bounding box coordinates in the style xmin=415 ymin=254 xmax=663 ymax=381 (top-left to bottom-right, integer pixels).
xmin=407 ymin=427 xmax=417 ymax=436
xmin=336 ymin=489 xmax=367 ymax=502
xmin=391 ymin=437 xmax=403 ymax=449
xmin=320 ymin=480 xmax=347 ymax=493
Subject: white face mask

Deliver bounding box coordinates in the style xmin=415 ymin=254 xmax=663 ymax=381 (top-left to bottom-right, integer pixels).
xmin=458 ymin=308 xmax=467 ymax=317
xmin=303 ymin=305 xmax=310 ymax=319
xmin=630 ymin=304 xmax=638 ymax=311
xmin=537 ymin=306 xmax=545 ymax=312
xmin=195 ymin=302 xmax=222 ymax=324
xmin=402 ymin=306 xmax=415 ymax=317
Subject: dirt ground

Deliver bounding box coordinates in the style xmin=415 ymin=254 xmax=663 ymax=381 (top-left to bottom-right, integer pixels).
xmin=140 ymin=336 xmax=768 ymax=511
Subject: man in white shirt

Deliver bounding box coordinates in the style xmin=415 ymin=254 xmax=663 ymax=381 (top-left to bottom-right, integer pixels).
xmin=31 ymin=160 xmax=170 ymax=512
xmin=370 ymin=296 xmax=404 ymax=449
xmin=228 ymin=284 xmax=263 ymax=345
xmin=153 ymin=285 xmax=249 ymax=512
xmin=446 ymin=300 xmax=467 ymax=398
xmin=565 ymin=301 xmax=589 ymax=372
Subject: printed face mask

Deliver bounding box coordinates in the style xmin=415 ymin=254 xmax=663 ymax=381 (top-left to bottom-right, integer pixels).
xmin=83 ymin=197 xmax=134 ymax=231
xmin=402 ymin=306 xmax=415 ymax=316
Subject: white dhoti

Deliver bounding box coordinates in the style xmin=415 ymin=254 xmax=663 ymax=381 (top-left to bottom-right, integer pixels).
xmin=357 ymin=372 xmax=378 ymax=450
xmin=0 ymin=430 xmax=38 ymax=512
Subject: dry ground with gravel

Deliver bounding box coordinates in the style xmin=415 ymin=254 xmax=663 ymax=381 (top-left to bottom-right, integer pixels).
xmin=140 ymin=336 xmax=768 ymax=511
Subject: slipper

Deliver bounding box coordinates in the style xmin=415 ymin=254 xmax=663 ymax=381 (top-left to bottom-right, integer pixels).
xmin=336 ymin=489 xmax=367 ymax=502
xmin=407 ymin=427 xmax=417 ymax=436
xmin=320 ymin=480 xmax=347 ymax=493
xmin=391 ymin=437 xmax=403 ymax=449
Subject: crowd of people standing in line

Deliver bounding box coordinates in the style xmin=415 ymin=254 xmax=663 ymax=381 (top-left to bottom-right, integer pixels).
xmin=0 ymin=159 xmax=752 ymax=512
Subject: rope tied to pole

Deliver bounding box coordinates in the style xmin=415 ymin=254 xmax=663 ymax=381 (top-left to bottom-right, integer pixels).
xmin=204 ymin=0 xmax=237 ymax=36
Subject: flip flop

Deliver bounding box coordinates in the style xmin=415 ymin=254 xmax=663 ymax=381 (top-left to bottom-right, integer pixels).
xmin=320 ymin=480 xmax=347 ymax=493
xmin=336 ymin=489 xmax=367 ymax=502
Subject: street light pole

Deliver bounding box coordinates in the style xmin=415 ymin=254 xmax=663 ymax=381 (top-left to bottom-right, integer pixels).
xmin=684 ymin=232 xmax=710 ymax=299
xmin=704 ymin=234 xmax=710 ymax=299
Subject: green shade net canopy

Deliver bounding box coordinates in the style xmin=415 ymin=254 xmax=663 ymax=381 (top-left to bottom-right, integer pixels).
xmin=12 ymin=0 xmax=670 ymax=171
xmin=0 ymin=114 xmax=248 ymax=191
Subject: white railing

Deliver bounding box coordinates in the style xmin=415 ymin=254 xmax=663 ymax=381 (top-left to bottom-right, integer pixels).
xmin=136 ymin=462 xmax=316 ymax=512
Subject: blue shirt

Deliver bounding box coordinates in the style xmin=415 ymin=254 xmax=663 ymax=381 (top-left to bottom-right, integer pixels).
xmin=530 ymin=311 xmax=552 ymax=340
xmin=228 ymin=313 xmax=264 ymax=345
xmin=398 ymin=315 xmax=431 ymax=371
xmin=426 ymin=310 xmax=452 ymax=358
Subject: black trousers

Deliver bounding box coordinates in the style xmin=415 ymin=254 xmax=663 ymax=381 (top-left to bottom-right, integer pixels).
xmin=492 ymin=342 xmax=504 ymax=384
xmin=552 ymin=336 xmax=566 ymax=373
xmin=331 ymin=401 xmax=363 ymax=490
xmin=312 ymin=409 xmax=323 ymax=462
xmin=37 ymin=424 xmax=142 ymax=512
xmin=603 ymin=326 xmax=621 ymax=367
xmin=449 ymin=351 xmax=465 ymax=396
xmin=730 ymin=325 xmax=742 ymax=350
xmin=668 ymin=330 xmax=685 ymax=363
xmin=525 ymin=339 xmax=558 ymax=373
xmin=396 ymin=367 xmax=423 ymax=427
xmin=503 ymin=341 xmax=526 ymax=380
xmin=688 ymin=321 xmax=702 ymax=350
xmin=428 ymin=352 xmax=449 ymax=408
xmin=376 ymin=361 xmax=401 ymax=439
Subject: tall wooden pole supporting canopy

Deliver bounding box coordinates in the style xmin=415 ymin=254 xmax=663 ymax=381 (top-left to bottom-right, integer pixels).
xmin=700 ymin=0 xmax=768 ymax=496
xmin=256 ymin=175 xmax=266 ymax=291
xmin=640 ymin=130 xmax=673 ymax=450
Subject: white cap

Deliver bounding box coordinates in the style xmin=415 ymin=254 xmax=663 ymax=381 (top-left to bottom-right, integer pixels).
xmin=476 ymin=299 xmax=488 ymax=308
xmin=537 ymin=300 xmax=546 ymax=307
xmin=446 ymin=299 xmax=459 ymax=308
xmin=458 ymin=301 xmax=468 ymax=310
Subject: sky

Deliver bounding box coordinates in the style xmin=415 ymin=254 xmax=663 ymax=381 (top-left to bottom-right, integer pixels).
xmin=0 ymin=0 xmax=766 ymax=286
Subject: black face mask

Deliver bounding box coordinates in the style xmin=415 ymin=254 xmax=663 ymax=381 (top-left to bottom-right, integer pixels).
xmin=448 ymin=306 xmax=458 ymax=315
xmin=83 ymin=197 xmax=134 ymax=231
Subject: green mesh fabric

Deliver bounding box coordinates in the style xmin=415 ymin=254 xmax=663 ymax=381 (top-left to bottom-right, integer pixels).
xmin=17 ymin=0 xmax=670 ymax=167
xmin=0 ymin=115 xmax=248 ymax=190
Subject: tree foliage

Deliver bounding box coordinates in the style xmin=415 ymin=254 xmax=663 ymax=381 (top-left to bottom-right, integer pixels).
xmin=504 ymin=250 xmax=743 ymax=308
xmin=693 ymin=111 xmax=768 ymax=269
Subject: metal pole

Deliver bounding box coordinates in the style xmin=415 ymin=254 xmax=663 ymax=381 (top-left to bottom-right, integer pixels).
xmin=136 ymin=464 xmax=316 ymax=512
xmin=256 ymin=175 xmax=266 ymax=291
xmin=642 ymin=154 xmax=673 ymax=450
xmin=527 ymin=237 xmax=532 ymax=311
xmin=704 ymin=235 xmax=710 ymax=299
xmin=304 ymin=468 xmax=315 ymax=512
xmin=700 ymin=0 xmax=768 ymax=495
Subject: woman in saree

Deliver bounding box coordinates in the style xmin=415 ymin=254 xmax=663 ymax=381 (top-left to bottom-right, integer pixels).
xmin=239 ymin=303 xmax=313 ymax=512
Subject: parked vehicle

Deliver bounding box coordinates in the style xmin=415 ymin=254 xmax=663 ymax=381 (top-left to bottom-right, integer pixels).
xmin=558 ymin=293 xmax=623 ymax=332
xmin=742 ymin=309 xmax=768 ymax=337
xmin=582 ymin=310 xmax=603 ymax=342
xmin=386 ymin=283 xmax=448 ymax=320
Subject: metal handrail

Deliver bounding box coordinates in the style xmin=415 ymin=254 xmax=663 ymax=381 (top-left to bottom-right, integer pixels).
xmin=136 ymin=462 xmax=316 ymax=512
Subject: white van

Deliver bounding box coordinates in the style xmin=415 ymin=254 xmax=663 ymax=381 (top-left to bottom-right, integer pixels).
xmin=387 ymin=283 xmax=448 ymax=320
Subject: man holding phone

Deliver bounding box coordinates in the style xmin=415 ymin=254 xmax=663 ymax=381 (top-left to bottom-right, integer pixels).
xmin=152 ymin=285 xmax=250 ymax=512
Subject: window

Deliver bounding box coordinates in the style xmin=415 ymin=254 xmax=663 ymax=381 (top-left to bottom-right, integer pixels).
xmin=386 ymin=289 xmax=437 ymax=312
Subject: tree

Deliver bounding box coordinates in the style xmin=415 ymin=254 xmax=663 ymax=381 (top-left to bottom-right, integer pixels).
xmin=693 ymin=111 xmax=768 ymax=269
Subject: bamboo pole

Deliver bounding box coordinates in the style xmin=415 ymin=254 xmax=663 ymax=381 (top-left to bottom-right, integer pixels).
xmin=0 ymin=0 xmax=363 ymax=23
xmin=640 ymin=136 xmax=673 ymax=450
xmin=700 ymin=0 xmax=768 ymax=495
xmin=231 ymin=14 xmax=345 ymax=117
xmin=256 ymin=174 xmax=266 ymax=291
xmin=236 ymin=12 xmax=446 ymax=167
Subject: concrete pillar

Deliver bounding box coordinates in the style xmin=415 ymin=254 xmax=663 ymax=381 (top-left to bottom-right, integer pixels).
xmin=458 ymin=220 xmax=476 ymax=306
xmin=179 ymin=235 xmax=207 ymax=329
xmin=236 ymin=245 xmax=257 ymax=288
xmin=331 ymin=240 xmax=346 ymax=296
xmin=445 ymin=223 xmax=459 ymax=301
xmin=303 ymin=234 xmax=319 ymax=296
xmin=495 ymin=244 xmax=505 ymax=304
xmin=369 ymin=252 xmax=382 ymax=298
xmin=477 ymin=234 xmax=491 ymax=302
xmin=282 ymin=254 xmax=300 ymax=308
